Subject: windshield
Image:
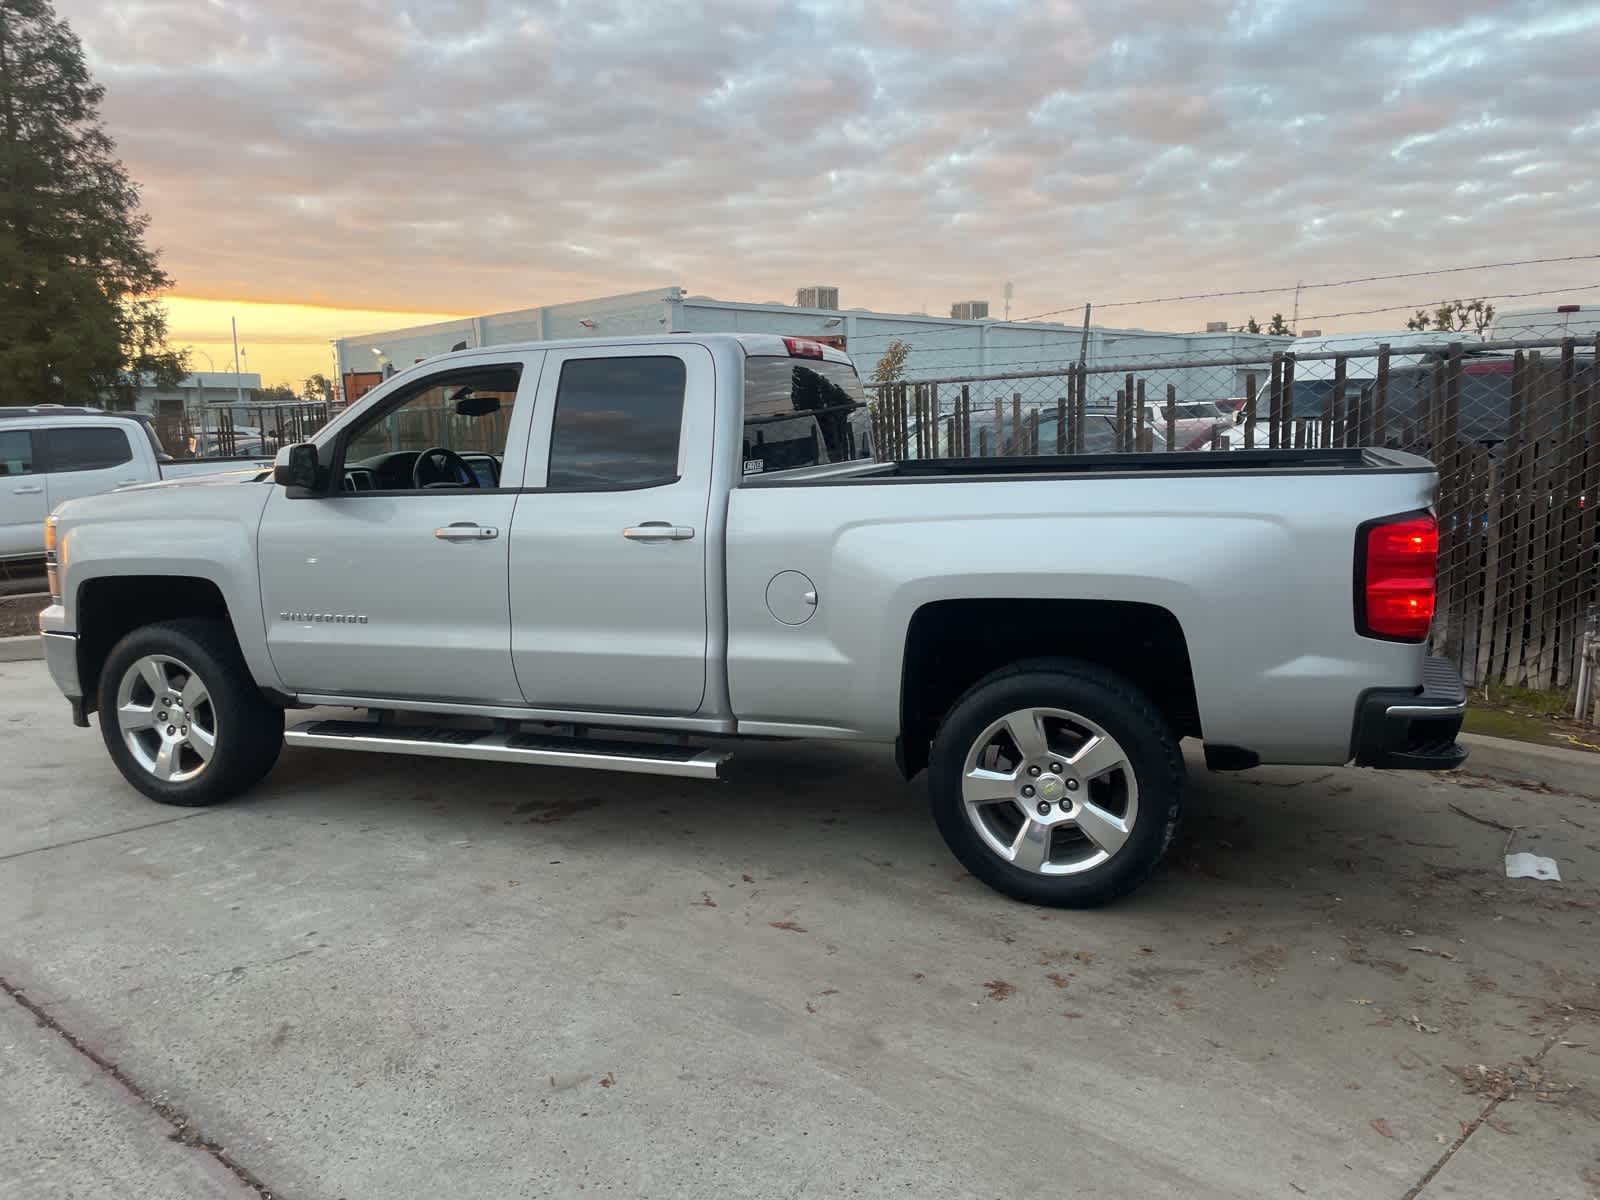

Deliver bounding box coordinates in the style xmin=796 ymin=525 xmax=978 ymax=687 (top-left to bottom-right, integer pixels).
xmin=743 ymin=355 xmax=868 ymax=473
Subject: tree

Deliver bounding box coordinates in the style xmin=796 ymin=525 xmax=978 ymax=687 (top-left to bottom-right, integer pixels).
xmin=302 ymin=372 xmax=332 ymax=403
xmin=0 ymin=0 xmax=184 ymax=407
xmin=1265 ymin=313 xmax=1292 ymax=336
xmin=251 ymin=384 xmax=297 ymax=405
xmin=1239 ymin=316 xmax=1262 ymax=335
xmin=871 ymin=339 xmax=911 ymax=385
xmin=1405 ymin=298 xmax=1495 ymax=335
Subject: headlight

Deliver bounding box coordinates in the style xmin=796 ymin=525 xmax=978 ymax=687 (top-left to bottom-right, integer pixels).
xmin=44 ymin=516 xmax=60 ymax=603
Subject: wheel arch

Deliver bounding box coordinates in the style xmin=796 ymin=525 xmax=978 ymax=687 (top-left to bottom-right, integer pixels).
xmin=897 ymin=598 xmax=1199 ymax=779
xmin=75 ymin=574 xmax=270 ymax=717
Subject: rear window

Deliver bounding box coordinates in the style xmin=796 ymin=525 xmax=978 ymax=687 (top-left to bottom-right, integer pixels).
xmin=547 ymin=356 xmax=685 ymax=489
xmin=44 ymin=426 xmax=134 ymax=472
xmin=743 ymin=356 xmax=868 ymax=473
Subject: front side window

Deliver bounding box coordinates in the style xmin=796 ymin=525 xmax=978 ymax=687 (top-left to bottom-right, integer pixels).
xmin=743 ymin=356 xmax=867 ymax=471
xmin=547 ymin=356 xmax=685 ymax=489
xmin=0 ymin=429 xmax=36 ymax=476
xmin=44 ymin=426 xmax=133 ymax=472
xmin=343 ymin=365 xmax=521 ymax=490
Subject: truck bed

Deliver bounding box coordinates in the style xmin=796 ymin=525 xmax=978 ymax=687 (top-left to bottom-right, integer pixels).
xmin=740 ymin=447 xmax=1434 ymax=487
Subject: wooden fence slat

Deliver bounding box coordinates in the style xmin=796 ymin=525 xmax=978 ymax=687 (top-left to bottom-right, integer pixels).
xmin=1055 ymin=395 xmax=1066 ymax=455
xmin=1530 ymin=357 xmax=1558 ymax=688
xmin=1331 ymin=356 xmax=1347 ymax=447
xmin=1012 ymin=393 xmax=1022 ymax=456
xmin=1243 ymin=373 xmax=1258 ymax=449
xmin=929 ymin=383 xmax=940 ymax=459
xmin=993 ymin=396 xmax=1003 ymax=458
xmin=1374 ymin=344 xmax=1390 ymax=445
xmin=960 ymin=385 xmax=972 ymax=457
xmin=1124 ymin=374 xmax=1135 ymax=452
xmin=1165 ymin=383 xmax=1177 ymax=452
xmin=1029 ymin=407 xmax=1040 ymax=456
xmin=1283 ymin=353 xmax=1297 ymax=450
xmin=1268 ymin=354 xmax=1283 ymax=448
xmin=1136 ymin=378 xmax=1148 ymax=452
xmin=1556 ymin=340 xmax=1581 ymax=687
xmin=1074 ymin=363 xmax=1088 ymax=453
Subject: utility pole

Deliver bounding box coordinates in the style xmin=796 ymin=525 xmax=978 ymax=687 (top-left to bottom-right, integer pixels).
xmin=1291 ymin=280 xmax=1303 ymax=335
xmin=231 ymin=316 xmax=244 ymax=404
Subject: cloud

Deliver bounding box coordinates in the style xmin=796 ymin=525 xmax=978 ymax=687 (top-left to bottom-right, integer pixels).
xmin=56 ymin=0 xmax=1600 ymax=331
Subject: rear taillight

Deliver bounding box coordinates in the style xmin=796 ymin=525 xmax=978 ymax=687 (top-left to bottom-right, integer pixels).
xmin=783 ymin=337 xmax=825 ymax=359
xmin=1357 ymin=513 xmax=1438 ymax=641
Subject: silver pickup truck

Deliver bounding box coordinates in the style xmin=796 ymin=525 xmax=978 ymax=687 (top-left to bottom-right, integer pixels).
xmin=36 ymin=334 xmax=1467 ymax=907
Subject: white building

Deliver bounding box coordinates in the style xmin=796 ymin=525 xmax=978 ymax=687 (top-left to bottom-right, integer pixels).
xmin=332 ymin=286 xmax=1277 ymax=407
xmin=131 ymin=370 xmax=263 ymax=417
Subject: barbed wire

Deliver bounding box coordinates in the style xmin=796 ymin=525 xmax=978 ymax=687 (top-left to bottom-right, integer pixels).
xmin=855 ymin=321 xmax=1592 ymax=388
xmin=842 ymin=254 xmax=1600 ymax=349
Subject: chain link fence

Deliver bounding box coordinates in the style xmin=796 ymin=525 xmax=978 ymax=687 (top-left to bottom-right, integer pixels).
xmin=866 ymin=329 xmax=1600 ymax=723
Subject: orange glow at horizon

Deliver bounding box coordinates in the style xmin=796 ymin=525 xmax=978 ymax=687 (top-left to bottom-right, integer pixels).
xmin=164 ymin=296 xmax=472 ymax=388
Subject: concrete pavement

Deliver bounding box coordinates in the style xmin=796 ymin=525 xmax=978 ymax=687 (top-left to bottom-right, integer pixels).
xmin=1 ymin=658 xmax=1597 ymax=1198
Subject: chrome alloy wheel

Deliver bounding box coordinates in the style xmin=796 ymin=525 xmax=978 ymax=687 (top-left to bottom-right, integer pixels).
xmin=114 ymin=654 xmax=217 ymax=783
xmin=960 ymin=706 xmax=1139 ymax=876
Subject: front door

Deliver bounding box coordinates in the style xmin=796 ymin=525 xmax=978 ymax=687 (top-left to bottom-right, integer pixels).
xmin=509 ymin=344 xmax=713 ymax=715
xmin=258 ymin=354 xmax=541 ymax=703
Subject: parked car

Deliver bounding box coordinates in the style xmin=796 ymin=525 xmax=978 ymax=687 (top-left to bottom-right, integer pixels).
xmin=978 ymin=405 xmax=1172 ymax=454
xmin=1 ymin=407 xmax=273 ymax=561
xmin=37 ymin=334 xmax=1465 ymax=908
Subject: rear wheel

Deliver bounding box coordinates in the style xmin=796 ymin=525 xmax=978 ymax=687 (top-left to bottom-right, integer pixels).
xmin=97 ymin=619 xmax=284 ymax=806
xmin=929 ymin=659 xmax=1182 ymax=907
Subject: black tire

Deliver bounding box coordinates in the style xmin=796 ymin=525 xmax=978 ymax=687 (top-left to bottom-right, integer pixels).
xmin=929 ymin=657 xmax=1183 ymax=908
xmin=96 ymin=618 xmax=284 ymax=807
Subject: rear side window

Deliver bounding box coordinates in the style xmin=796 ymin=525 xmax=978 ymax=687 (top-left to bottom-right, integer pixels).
xmin=743 ymin=356 xmax=867 ymax=471
xmin=547 ymin=356 xmax=685 ymax=489
xmin=44 ymin=426 xmax=134 ymax=472
xmin=0 ymin=429 xmax=37 ymax=476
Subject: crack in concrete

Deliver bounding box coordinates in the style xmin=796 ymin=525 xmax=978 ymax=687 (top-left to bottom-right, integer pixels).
xmin=1 ymin=975 xmax=275 ymax=1199
xmin=0 ymin=810 xmax=212 ymax=864
xmin=1399 ymin=1031 xmax=1566 ymax=1200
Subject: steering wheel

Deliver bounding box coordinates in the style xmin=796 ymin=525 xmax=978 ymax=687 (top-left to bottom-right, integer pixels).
xmin=411 ymin=446 xmax=478 ymax=489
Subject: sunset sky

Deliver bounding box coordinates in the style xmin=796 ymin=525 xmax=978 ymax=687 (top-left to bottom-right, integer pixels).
xmin=55 ymin=0 xmax=1600 ymax=387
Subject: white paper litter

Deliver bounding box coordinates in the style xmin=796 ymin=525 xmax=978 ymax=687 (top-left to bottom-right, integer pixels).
xmin=1505 ymin=852 xmax=1561 ymax=881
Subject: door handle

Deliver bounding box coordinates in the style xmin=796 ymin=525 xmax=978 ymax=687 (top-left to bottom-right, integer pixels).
xmin=434 ymin=523 xmax=499 ymax=542
xmin=622 ymin=522 xmax=695 ymax=542
xmin=11 ymin=485 xmax=43 ymax=495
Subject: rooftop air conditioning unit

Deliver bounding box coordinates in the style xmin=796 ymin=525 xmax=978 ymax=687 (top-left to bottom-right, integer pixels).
xmin=951 ymin=300 xmax=990 ymax=321
xmin=796 ymin=286 xmax=840 ymax=310
xmin=1205 ymin=321 xmax=1229 ymax=333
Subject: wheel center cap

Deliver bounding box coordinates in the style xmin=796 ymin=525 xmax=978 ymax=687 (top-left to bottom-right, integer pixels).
xmin=1037 ymin=774 xmax=1065 ymax=800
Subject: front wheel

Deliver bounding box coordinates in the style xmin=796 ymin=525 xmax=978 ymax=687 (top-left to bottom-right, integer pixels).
xmin=97 ymin=619 xmax=284 ymax=807
xmin=929 ymin=659 xmax=1183 ymax=908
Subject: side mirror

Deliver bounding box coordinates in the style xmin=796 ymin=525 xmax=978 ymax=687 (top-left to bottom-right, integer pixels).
xmin=273 ymin=443 xmax=321 ymax=492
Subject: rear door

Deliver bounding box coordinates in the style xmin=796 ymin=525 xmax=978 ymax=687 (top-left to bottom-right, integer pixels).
xmin=509 ymin=344 xmax=714 ymax=714
xmin=41 ymin=424 xmax=143 ymax=511
xmin=0 ymin=427 xmax=46 ymax=558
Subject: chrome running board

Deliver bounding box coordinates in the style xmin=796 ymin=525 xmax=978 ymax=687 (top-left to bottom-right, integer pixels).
xmin=284 ymin=719 xmax=728 ymax=779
